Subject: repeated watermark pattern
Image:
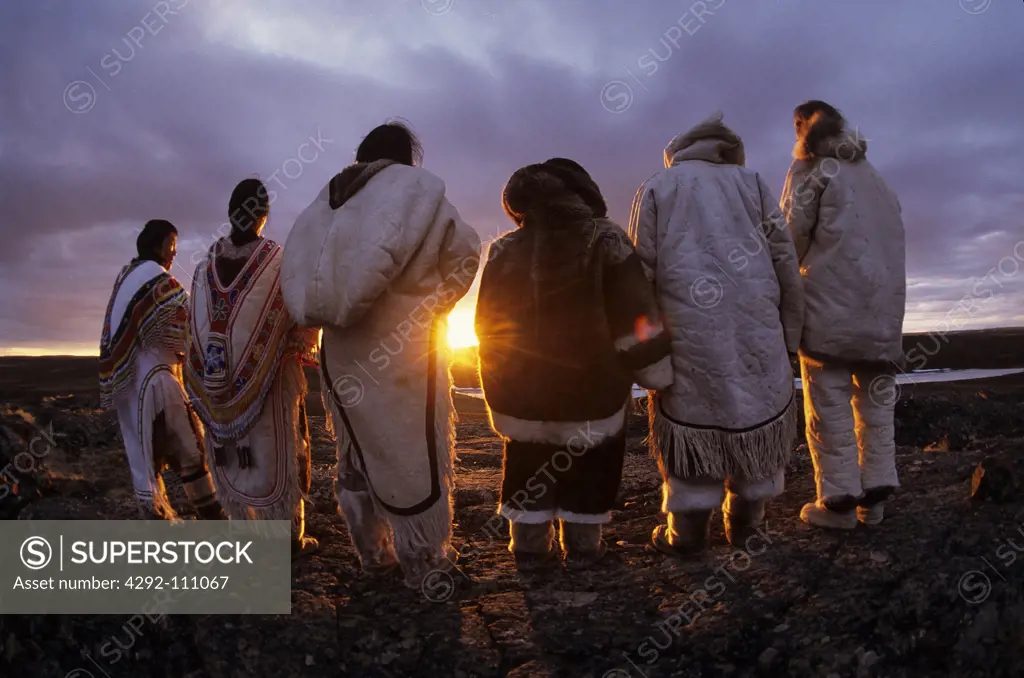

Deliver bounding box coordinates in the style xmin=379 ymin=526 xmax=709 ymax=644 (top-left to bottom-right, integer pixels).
xmin=325 ymin=223 xmax=519 ymax=406
xmin=421 ymin=0 xmax=456 ymax=15
xmin=0 ymin=421 xmax=66 ymax=500
xmin=62 ymin=521 xmax=291 ymax=677
xmin=601 ymin=0 xmax=728 ymax=114
xmin=419 ymin=419 xmax=611 ymax=602
xmin=957 ymin=519 xmax=1024 ymax=605
xmin=872 ymin=236 xmax=1024 ymax=406
xmin=63 ymin=0 xmax=191 ymax=115
xmin=607 ymin=525 xmax=777 ymax=676
xmin=422 ymin=0 xmax=500 ymax=20
xmin=669 ymin=128 xmax=867 ymax=314
xmin=180 ymin=127 xmax=337 ymax=278
xmin=959 ymin=0 xmax=992 ymax=15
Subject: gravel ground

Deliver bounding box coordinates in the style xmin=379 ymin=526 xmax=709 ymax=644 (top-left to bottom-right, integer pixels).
xmin=0 ymin=357 xmax=1022 ymax=677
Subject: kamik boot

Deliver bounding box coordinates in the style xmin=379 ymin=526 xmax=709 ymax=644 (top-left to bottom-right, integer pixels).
xmin=722 ymin=495 xmax=766 ymax=547
xmin=800 ymin=494 xmax=859 ymax=530
xmin=651 ymin=510 xmax=712 ymax=557
xmin=510 ymin=521 xmax=559 ymax=571
xmin=857 ymin=485 xmax=896 ymax=526
xmin=560 ymin=521 xmax=607 ymax=571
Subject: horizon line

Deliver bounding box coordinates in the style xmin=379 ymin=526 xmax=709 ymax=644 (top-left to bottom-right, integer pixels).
xmin=2 ymin=325 xmax=1023 ymax=359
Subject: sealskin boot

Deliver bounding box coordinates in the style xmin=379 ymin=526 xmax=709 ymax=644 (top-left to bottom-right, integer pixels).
xmin=651 ymin=510 xmax=712 ymax=557
xmin=857 ymin=485 xmax=896 ymax=525
xmin=722 ymin=495 xmax=766 ymax=547
xmin=510 ymin=521 xmax=559 ymax=571
xmin=560 ymin=521 xmax=607 ymax=571
xmin=800 ymin=494 xmax=859 ymax=530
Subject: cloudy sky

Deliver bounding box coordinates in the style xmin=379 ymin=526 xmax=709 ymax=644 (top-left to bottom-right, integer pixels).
xmin=2 ymin=0 xmax=1022 ymax=355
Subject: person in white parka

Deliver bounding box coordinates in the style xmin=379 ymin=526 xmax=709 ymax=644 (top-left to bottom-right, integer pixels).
xmin=780 ymin=100 xmax=906 ymax=530
xmin=281 ymin=122 xmax=481 ymax=588
xmin=629 ymin=112 xmax=804 ymax=555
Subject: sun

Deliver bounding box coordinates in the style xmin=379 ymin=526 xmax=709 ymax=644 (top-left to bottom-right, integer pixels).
xmin=446 ymin=308 xmax=478 ymax=349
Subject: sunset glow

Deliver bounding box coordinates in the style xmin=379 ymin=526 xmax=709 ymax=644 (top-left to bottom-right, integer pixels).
xmin=0 ymin=344 xmax=99 ymax=358
xmin=447 ymin=308 xmax=478 ymax=349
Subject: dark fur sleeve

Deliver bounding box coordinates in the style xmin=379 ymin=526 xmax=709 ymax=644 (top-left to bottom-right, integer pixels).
xmin=598 ymin=223 xmax=673 ymax=390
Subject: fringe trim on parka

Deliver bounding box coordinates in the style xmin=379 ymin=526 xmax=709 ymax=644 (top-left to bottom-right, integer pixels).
xmin=648 ymin=391 xmax=797 ymax=481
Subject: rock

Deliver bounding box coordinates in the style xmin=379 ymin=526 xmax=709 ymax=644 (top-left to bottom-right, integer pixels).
xmin=454 ymin=487 xmax=497 ymax=509
xmin=971 ymin=455 xmax=1019 ymax=502
xmin=305 ymin=654 xmax=314 ymax=666
xmin=551 ymin=591 xmax=599 ymax=607
xmin=758 ymin=647 xmax=780 ymax=671
xmin=787 ymin=657 xmax=811 ymax=675
xmin=966 ymin=603 xmax=1001 ymax=643
xmin=5 ymin=632 xmax=21 ymax=662
xmin=860 ymin=650 xmax=879 ymax=668
xmin=773 ymin=623 xmax=790 ymax=633
xmin=506 ymin=660 xmax=559 ymax=678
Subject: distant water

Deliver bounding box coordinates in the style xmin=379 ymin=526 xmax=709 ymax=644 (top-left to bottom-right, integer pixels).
xmin=452 ymin=368 xmax=1024 ymax=401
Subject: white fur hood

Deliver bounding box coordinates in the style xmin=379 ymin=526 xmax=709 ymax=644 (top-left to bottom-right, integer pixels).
xmin=664 ymin=111 xmax=746 ymax=168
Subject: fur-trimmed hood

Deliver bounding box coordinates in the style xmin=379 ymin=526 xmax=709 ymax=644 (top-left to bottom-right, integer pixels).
xmin=281 ymin=163 xmax=478 ymax=329
xmin=500 ymin=162 xmax=605 ymax=300
xmin=664 ymin=111 xmax=745 ymax=168
xmin=501 ymin=160 xmax=604 ymax=230
xmin=328 ymin=159 xmax=397 ymax=209
xmin=793 ymin=113 xmax=868 ymax=162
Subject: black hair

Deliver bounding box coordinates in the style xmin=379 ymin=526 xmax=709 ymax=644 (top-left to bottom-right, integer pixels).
xmin=355 ymin=120 xmax=423 ymax=166
xmin=136 ymin=219 xmax=177 ymax=262
xmin=228 ymin=178 xmax=270 ymax=246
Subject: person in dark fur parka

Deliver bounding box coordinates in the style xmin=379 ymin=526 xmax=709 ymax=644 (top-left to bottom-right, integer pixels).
xmin=475 ymin=159 xmax=673 ymax=570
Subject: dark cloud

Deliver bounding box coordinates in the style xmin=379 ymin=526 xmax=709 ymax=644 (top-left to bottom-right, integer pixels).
xmin=2 ymin=0 xmax=1022 ymax=352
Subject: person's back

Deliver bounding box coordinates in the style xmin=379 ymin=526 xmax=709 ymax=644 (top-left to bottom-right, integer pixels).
xmin=184 ymin=179 xmax=320 ymax=556
xmin=630 ymin=112 xmax=803 ymax=555
xmin=477 ymin=159 xmax=671 ymax=570
xmin=282 ymin=121 xmax=480 ymax=588
xmin=99 ymin=220 xmax=224 ymax=521
xmin=477 ymin=222 xmax=639 ymax=427
xmin=784 ymin=119 xmax=906 ymax=366
xmin=632 ymin=112 xmax=802 ymax=435
xmin=781 ymin=101 xmax=906 ymax=530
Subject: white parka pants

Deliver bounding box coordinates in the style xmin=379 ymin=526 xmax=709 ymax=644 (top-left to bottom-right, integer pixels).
xmin=800 ymin=355 xmax=900 ymax=501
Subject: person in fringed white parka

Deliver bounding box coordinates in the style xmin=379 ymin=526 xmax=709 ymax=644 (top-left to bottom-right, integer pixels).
xmin=629 ymin=112 xmax=805 ymax=555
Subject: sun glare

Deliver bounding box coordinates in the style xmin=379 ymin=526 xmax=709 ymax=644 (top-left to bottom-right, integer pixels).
xmin=447 ymin=309 xmax=478 ymax=349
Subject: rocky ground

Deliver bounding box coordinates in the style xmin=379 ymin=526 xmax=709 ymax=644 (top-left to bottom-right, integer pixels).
xmin=1 ymin=352 xmax=1023 ymax=678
